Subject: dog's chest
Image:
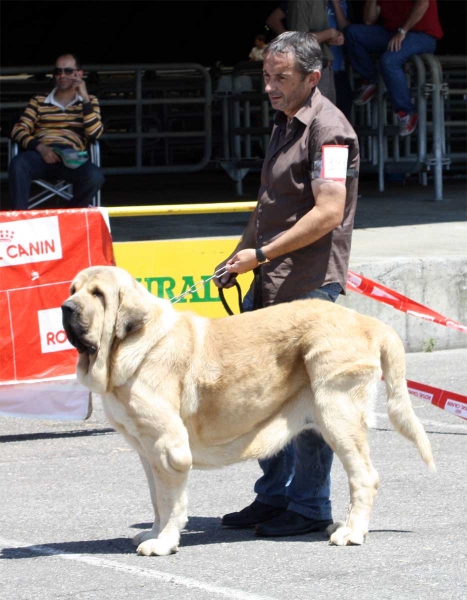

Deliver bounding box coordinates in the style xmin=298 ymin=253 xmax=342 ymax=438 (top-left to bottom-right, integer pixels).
xmin=101 ymin=393 xmax=140 ymax=439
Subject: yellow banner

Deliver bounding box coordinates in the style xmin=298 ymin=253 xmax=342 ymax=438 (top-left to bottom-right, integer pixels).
xmin=113 ymin=238 xmax=253 ymax=318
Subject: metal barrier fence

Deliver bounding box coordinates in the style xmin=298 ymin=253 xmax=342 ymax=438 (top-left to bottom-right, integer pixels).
xmin=1 ymin=57 xmax=465 ymax=200
xmin=218 ymin=55 xmax=465 ymax=200
xmin=0 ymin=63 xmax=212 ymax=178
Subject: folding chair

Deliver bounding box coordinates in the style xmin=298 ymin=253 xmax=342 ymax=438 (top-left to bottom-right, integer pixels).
xmin=8 ymin=140 xmax=102 ymax=208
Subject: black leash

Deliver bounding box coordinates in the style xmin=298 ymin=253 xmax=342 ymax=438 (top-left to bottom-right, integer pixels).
xmin=218 ymin=281 xmax=244 ymax=316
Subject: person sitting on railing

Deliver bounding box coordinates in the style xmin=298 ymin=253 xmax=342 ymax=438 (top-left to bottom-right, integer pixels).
xmin=266 ymin=0 xmax=349 ymax=107
xmin=249 ymin=34 xmax=268 ymax=62
xmin=343 ymin=0 xmax=443 ymax=136
xmin=8 ymin=53 xmax=104 ymax=210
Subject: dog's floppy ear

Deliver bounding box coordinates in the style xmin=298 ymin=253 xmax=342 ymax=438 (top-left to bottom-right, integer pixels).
xmin=115 ymin=285 xmax=150 ymax=340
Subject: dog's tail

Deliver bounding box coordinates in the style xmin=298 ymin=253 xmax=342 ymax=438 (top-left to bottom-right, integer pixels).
xmin=380 ymin=326 xmax=435 ymax=471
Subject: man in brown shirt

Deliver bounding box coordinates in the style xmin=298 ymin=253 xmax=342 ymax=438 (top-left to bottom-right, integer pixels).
xmin=213 ymin=31 xmax=359 ymax=537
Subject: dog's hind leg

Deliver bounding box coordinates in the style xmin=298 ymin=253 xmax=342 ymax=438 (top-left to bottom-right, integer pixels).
xmin=132 ymin=453 xmax=161 ymax=547
xmin=136 ymin=432 xmax=192 ymax=557
xmin=312 ymin=384 xmax=380 ymax=546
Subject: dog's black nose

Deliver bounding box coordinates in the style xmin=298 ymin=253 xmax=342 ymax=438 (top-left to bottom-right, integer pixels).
xmin=61 ymin=300 xmax=78 ymax=315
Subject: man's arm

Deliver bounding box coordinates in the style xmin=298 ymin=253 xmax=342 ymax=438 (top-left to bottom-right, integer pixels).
xmin=331 ymin=0 xmax=351 ymax=30
xmin=10 ymin=97 xmax=40 ymax=150
xmin=363 ymin=0 xmax=380 ymax=25
xmin=72 ymin=75 xmax=104 ymax=141
xmin=226 ymin=181 xmax=346 ymax=275
xmin=266 ymin=6 xmax=287 ymax=35
xmin=401 ymin=0 xmax=430 ymax=31
xmin=388 ymin=0 xmax=430 ymax=52
xmin=10 ymin=96 xmax=61 ymax=163
xmin=213 ymin=208 xmax=258 ymax=288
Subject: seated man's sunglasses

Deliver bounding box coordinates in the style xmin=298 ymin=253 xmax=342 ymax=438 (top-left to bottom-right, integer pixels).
xmin=53 ymin=67 xmax=77 ymax=76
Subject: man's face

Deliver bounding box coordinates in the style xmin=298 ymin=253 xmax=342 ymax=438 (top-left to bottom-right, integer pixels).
xmin=54 ymin=55 xmax=83 ymax=91
xmin=263 ymin=52 xmax=319 ymax=118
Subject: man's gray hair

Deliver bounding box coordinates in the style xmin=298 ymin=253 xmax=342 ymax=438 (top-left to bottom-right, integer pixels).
xmin=263 ymin=31 xmax=323 ymax=75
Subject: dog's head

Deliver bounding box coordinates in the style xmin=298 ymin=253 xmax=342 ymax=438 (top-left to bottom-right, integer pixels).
xmin=62 ymin=266 xmax=151 ymax=392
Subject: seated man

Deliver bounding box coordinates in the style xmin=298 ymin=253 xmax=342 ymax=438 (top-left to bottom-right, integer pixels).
xmin=344 ymin=0 xmax=443 ymax=136
xmin=9 ymin=53 xmax=104 ymax=210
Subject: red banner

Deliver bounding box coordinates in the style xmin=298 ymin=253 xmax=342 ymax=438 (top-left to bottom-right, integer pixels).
xmin=0 ymin=208 xmax=115 ymax=418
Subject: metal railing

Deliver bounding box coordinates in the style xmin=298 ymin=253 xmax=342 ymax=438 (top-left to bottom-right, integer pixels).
xmin=1 ymin=58 xmax=465 ymax=201
xmin=0 ymin=63 xmax=212 ymax=179
xmin=215 ymin=55 xmax=464 ymax=200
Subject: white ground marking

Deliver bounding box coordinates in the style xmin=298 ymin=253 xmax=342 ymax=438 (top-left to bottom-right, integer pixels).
xmin=0 ymin=537 xmax=278 ymax=600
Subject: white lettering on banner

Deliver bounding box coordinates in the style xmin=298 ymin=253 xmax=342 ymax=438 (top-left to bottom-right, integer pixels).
xmin=406 ymin=310 xmax=436 ymax=321
xmin=444 ymin=399 xmax=467 ymax=419
xmin=371 ymin=288 xmax=399 ymax=301
xmin=347 ymin=273 xmax=362 ymax=287
xmin=38 ymin=308 xmax=74 ymax=354
xmin=446 ymin=320 xmax=467 ymax=333
xmin=408 ymin=387 xmax=434 ymax=402
xmin=0 ymin=217 xmax=62 ymax=267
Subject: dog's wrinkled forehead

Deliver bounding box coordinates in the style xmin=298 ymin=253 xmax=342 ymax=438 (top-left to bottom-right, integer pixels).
xmin=70 ymin=266 xmax=134 ymax=295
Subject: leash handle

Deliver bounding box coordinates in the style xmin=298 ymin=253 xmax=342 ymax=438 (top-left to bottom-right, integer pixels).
xmin=219 ymin=282 xmax=244 ymax=316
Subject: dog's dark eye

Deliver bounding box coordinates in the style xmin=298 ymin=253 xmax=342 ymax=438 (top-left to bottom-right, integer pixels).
xmin=70 ymin=285 xmax=76 ymax=295
xmin=92 ymin=288 xmax=103 ymax=298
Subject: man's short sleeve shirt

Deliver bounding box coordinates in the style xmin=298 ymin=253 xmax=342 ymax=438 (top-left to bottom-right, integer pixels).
xmin=255 ymin=88 xmax=359 ymax=306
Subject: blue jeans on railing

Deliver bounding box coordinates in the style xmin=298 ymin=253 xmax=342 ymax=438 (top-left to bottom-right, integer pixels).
xmin=242 ymin=282 xmax=342 ymax=521
xmin=344 ymin=24 xmax=437 ymax=114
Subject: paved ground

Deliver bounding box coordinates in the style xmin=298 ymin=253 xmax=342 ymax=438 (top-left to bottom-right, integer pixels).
xmin=1 ymin=172 xmax=466 ymax=598
xmin=0 ymin=349 xmax=466 ymax=600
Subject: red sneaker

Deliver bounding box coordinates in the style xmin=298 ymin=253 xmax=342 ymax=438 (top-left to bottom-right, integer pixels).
xmin=353 ymin=83 xmax=377 ymax=106
xmin=397 ymin=111 xmax=418 ymax=136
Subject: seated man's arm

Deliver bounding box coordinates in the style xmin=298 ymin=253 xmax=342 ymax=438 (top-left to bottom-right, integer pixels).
xmin=363 ymin=0 xmax=380 ymax=25
xmin=400 ymin=0 xmax=430 ymax=32
xmin=11 ymin=96 xmax=40 ymax=151
xmin=82 ymin=96 xmax=104 ymax=142
xmin=266 ymin=6 xmax=287 ymax=35
xmin=388 ymin=0 xmax=430 ymax=52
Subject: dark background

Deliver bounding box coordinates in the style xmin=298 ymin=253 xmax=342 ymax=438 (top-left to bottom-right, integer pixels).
xmin=1 ymin=0 xmax=466 ymax=69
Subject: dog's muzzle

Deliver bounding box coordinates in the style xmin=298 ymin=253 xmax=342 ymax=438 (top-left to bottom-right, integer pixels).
xmin=61 ymin=300 xmax=97 ymax=355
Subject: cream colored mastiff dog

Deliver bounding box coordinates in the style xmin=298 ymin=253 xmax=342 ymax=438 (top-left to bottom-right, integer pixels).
xmin=62 ymin=266 xmax=435 ymax=556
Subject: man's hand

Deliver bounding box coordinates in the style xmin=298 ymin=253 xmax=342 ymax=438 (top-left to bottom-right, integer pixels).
xmin=212 ymin=260 xmax=238 ymax=289
xmin=72 ymin=75 xmax=90 ymax=102
xmin=388 ymin=31 xmax=406 ymax=52
xmin=226 ymin=249 xmax=259 ymax=275
xmin=37 ymin=143 xmax=61 ymax=164
xmin=329 ymin=30 xmax=345 ymax=46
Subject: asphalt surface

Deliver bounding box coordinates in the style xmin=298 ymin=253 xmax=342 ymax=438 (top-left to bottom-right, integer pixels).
xmin=1 ymin=348 xmax=466 ymax=600
xmin=1 ymin=172 xmax=466 ymax=599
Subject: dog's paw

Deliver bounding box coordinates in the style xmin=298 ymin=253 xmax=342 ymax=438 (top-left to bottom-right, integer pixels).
xmin=132 ymin=529 xmax=159 ymax=547
xmin=136 ymin=538 xmax=178 ymax=556
xmin=325 ymin=521 xmax=345 ymax=537
xmin=328 ymin=524 xmax=366 ymax=546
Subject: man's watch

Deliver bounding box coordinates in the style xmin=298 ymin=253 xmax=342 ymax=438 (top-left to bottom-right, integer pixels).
xmin=397 ymin=27 xmax=407 ymax=35
xmin=255 ymin=247 xmax=270 ymax=265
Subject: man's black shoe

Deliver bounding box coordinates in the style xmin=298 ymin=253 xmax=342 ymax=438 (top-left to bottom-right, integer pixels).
xmin=255 ymin=510 xmax=333 ymax=537
xmin=221 ymin=501 xmax=286 ymax=528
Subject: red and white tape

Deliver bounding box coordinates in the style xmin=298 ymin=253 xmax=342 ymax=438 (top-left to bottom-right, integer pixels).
xmin=407 ymin=380 xmax=467 ymax=422
xmin=347 ymin=270 xmax=467 ymax=334
xmin=347 ymin=270 xmax=467 ymax=422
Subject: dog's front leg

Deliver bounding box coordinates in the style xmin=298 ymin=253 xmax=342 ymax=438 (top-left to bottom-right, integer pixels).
xmin=136 ymin=435 xmax=192 ymax=556
xmin=132 ymin=453 xmax=160 ymax=547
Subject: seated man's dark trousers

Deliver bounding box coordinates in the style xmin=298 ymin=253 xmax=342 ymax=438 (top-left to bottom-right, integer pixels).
xmin=9 ymin=150 xmax=105 ymax=210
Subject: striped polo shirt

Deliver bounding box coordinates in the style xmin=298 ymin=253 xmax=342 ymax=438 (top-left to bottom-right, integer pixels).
xmin=11 ymin=87 xmax=103 ymax=152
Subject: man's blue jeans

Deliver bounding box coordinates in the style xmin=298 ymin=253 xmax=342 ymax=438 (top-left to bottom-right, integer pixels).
xmin=9 ymin=150 xmax=105 ymax=210
xmin=243 ymin=282 xmax=342 ymax=521
xmin=344 ymin=24 xmax=437 ymax=114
